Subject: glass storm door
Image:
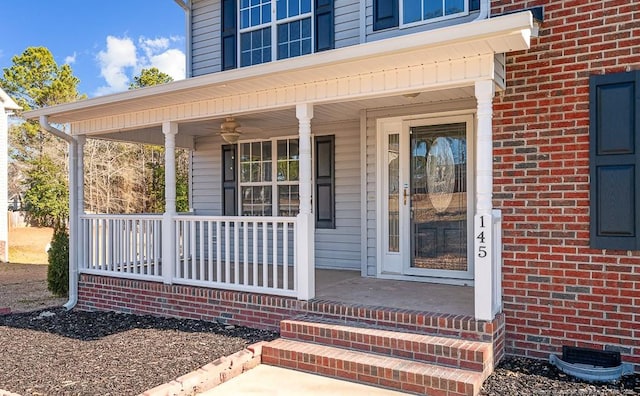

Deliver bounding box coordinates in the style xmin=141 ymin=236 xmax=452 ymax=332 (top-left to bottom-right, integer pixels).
xmin=405 ymin=122 xmax=470 ymax=277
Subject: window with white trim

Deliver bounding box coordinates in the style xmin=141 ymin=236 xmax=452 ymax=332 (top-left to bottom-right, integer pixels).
xmin=401 ymin=0 xmax=467 ymax=26
xmin=239 ymin=138 xmax=300 ymax=216
xmin=239 ymin=0 xmax=313 ymax=67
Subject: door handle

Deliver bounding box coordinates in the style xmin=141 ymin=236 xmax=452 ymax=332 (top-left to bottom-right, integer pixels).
xmin=403 ymin=188 xmax=408 ymax=205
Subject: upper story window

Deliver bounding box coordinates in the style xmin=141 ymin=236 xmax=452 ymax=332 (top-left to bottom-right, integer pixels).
xmin=402 ymin=0 xmax=467 ymax=25
xmin=239 ymin=0 xmax=313 ymax=67
xmin=373 ymin=0 xmax=479 ymax=31
xmin=222 ymin=0 xmax=334 ymax=71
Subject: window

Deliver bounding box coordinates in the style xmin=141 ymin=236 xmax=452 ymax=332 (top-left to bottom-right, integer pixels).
xmin=239 ymin=138 xmax=300 ymax=216
xmin=226 ymin=136 xmax=335 ymax=221
xmin=222 ymin=0 xmax=334 ymax=70
xmin=373 ymin=0 xmax=479 ymax=31
xmin=589 ymin=71 xmax=640 ymax=250
xmin=239 ymin=0 xmax=313 ymax=67
xmin=402 ymin=0 xmax=467 ymax=25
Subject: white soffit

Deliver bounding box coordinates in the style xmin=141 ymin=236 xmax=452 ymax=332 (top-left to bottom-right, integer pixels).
xmin=25 ymin=11 xmax=532 ymax=125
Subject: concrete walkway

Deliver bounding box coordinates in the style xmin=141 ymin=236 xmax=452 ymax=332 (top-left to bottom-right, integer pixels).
xmin=200 ymin=365 xmax=411 ymax=395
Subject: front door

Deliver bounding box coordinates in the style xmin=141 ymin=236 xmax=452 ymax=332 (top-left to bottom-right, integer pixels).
xmin=380 ymin=115 xmax=473 ymax=280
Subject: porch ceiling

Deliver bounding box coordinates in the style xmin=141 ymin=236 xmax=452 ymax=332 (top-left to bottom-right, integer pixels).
xmin=25 ymin=11 xmax=532 ymax=141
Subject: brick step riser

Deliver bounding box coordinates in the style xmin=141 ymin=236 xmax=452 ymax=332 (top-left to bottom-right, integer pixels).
xmin=302 ymin=310 xmax=496 ymax=342
xmin=280 ymin=321 xmax=491 ymax=373
xmin=262 ymin=343 xmax=481 ymax=396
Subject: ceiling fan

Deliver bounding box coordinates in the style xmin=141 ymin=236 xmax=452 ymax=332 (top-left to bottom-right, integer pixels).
xmin=219 ymin=116 xmax=261 ymax=144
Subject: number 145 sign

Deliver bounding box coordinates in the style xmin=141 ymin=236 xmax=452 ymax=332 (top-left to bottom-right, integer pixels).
xmin=474 ymin=214 xmax=492 ymax=261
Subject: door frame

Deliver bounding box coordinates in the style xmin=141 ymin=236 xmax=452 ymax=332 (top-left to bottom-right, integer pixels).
xmin=376 ymin=112 xmax=476 ymax=285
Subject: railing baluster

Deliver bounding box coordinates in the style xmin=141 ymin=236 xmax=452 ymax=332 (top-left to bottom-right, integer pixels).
xmin=262 ymin=221 xmax=268 ymax=288
xmin=283 ymin=222 xmax=288 ymax=291
xmin=252 ymin=221 xmax=258 ymax=287
xmin=199 ymin=220 xmax=205 ymax=282
xmin=273 ymin=220 xmax=278 ymax=289
xmin=243 ymin=220 xmax=248 ymax=286
xmin=234 ymin=219 xmax=239 ymax=285
xmin=207 ymin=221 xmax=213 ymax=282
xmin=224 ymin=221 xmax=230 ymax=283
xmin=216 ymin=221 xmax=221 ymax=282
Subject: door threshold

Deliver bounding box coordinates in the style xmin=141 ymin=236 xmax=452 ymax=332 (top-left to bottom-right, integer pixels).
xmin=378 ymin=272 xmax=474 ymax=287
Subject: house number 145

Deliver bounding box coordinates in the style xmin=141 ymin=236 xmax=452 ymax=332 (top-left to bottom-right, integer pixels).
xmin=474 ymin=214 xmax=492 ymax=260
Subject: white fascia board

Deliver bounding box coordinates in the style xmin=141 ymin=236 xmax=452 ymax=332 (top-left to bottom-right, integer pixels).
xmin=24 ymin=11 xmax=532 ymax=123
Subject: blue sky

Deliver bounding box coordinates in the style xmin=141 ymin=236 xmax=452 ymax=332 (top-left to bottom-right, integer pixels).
xmin=0 ymin=1 xmax=186 ymax=98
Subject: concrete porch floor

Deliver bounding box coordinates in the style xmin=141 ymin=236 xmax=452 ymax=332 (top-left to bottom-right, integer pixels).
xmin=314 ymin=269 xmax=474 ymax=317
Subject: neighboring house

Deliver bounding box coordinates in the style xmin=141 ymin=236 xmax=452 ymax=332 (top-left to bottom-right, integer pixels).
xmin=25 ymin=0 xmax=638 ymax=394
xmin=0 ymin=88 xmax=20 ymax=263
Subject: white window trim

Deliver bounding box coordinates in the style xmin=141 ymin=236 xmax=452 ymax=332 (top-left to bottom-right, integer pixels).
xmin=238 ymin=0 xmax=315 ymax=67
xmin=238 ymin=135 xmax=310 ymax=216
xmin=399 ymin=0 xmax=469 ymax=29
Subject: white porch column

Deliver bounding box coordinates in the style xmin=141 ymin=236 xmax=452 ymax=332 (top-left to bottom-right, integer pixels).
xmin=162 ymin=122 xmax=178 ymax=284
xmin=474 ymin=80 xmax=496 ymax=321
xmin=296 ymin=103 xmax=315 ymax=300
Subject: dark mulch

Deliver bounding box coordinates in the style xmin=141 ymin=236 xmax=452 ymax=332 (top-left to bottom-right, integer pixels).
xmin=481 ymin=356 xmax=640 ymax=396
xmin=0 ymin=308 xmax=277 ymax=395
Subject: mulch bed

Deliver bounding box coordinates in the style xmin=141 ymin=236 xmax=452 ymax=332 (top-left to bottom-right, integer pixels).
xmin=0 ymin=308 xmax=277 ymax=395
xmin=0 ymin=308 xmax=638 ymax=395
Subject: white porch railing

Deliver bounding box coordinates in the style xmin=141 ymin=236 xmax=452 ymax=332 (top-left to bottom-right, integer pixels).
xmin=80 ymin=214 xmax=163 ymax=281
xmin=79 ymin=214 xmax=300 ymax=298
xmin=174 ymin=215 xmax=297 ymax=297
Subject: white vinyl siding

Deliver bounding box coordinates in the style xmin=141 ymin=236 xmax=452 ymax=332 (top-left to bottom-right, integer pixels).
xmin=189 ymin=0 xmax=362 ymax=76
xmin=191 ymin=0 xmax=222 ymax=76
xmin=334 ymin=0 xmax=361 ymax=48
xmin=190 ymin=120 xmax=362 ymax=271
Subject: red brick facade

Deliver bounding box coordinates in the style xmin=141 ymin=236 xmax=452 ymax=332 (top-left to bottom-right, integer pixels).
xmin=492 ymin=0 xmax=639 ymax=367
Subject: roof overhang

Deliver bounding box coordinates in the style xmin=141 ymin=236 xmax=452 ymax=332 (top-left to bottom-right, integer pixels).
xmin=25 ymin=11 xmax=532 ymax=134
xmin=0 ymin=88 xmax=20 ymax=111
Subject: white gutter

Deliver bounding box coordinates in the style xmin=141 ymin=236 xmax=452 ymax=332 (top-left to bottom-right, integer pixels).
xmin=474 ymin=0 xmax=490 ymax=21
xmin=39 ymin=116 xmax=78 ymax=310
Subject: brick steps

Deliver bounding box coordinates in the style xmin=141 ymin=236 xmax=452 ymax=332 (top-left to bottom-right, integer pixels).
xmin=263 ymin=317 xmax=495 ymax=396
xmin=281 ymin=318 xmax=493 ymax=374
xmin=262 ymin=338 xmax=484 ymax=396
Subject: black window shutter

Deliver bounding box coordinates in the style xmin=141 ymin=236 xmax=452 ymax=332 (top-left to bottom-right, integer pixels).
xmin=222 ymin=0 xmax=237 ymax=70
xmin=315 ymin=0 xmax=334 ymax=52
xmin=373 ymin=0 xmax=399 ymax=31
xmin=222 ymin=144 xmax=238 ymax=215
xmin=589 ymin=71 xmax=640 ymax=250
xmin=315 ymin=135 xmax=335 ymax=229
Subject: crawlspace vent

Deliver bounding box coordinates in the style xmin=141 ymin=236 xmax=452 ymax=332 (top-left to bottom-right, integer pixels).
xmin=562 ymin=346 xmax=621 ymax=368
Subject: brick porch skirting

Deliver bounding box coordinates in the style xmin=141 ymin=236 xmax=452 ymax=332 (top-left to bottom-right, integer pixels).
xmin=77 ymin=274 xmax=505 ymax=364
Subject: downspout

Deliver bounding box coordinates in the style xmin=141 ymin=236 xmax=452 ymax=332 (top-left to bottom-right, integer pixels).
xmin=39 ymin=115 xmax=78 ymax=310
xmin=473 ymin=0 xmax=490 ymax=21
xmin=174 ymin=0 xmax=192 ymax=78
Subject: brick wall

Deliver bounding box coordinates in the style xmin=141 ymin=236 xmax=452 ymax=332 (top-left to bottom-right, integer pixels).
xmin=491 ymin=0 xmax=639 ymax=367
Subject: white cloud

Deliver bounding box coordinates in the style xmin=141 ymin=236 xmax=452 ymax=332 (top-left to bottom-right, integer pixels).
xmin=148 ymin=49 xmax=185 ymax=81
xmin=64 ymin=52 xmax=77 ymax=64
xmin=95 ymin=36 xmax=137 ymax=96
xmin=94 ymin=35 xmax=185 ymax=96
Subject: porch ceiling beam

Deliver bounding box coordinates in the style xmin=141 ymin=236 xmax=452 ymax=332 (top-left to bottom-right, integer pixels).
xmin=69 ymin=53 xmax=498 ymax=136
